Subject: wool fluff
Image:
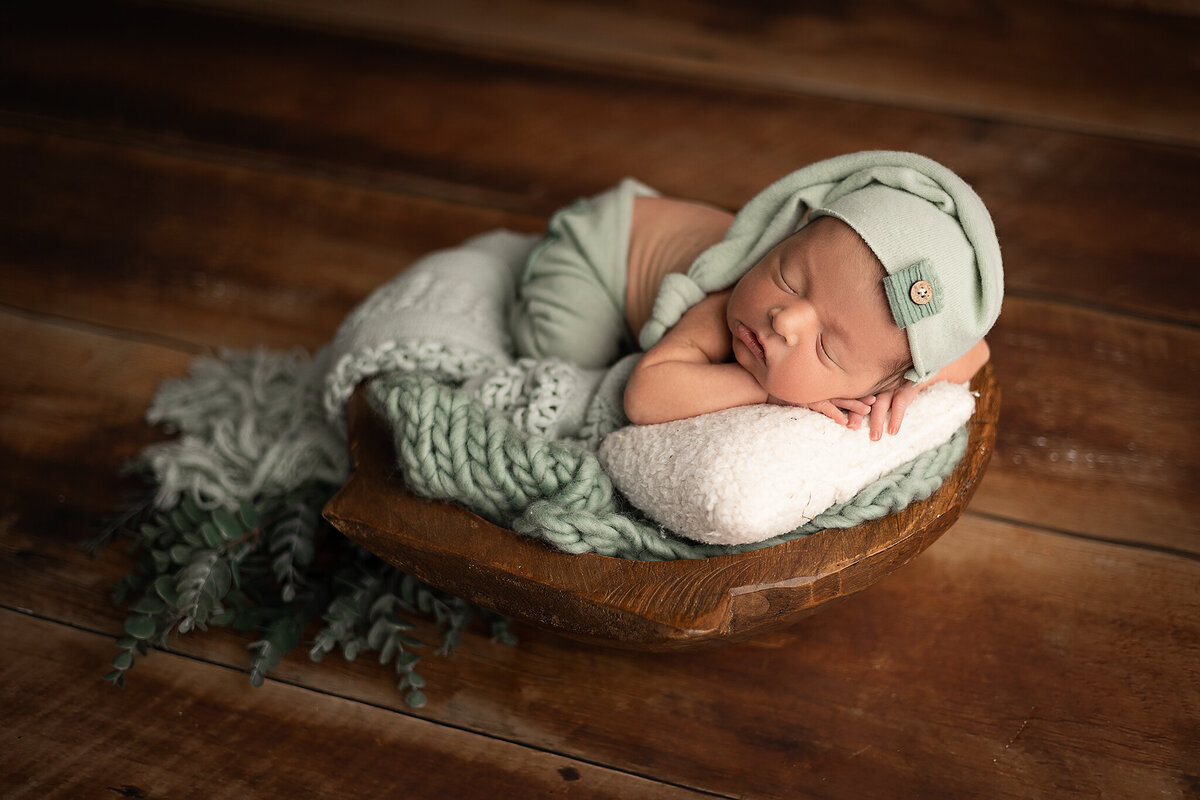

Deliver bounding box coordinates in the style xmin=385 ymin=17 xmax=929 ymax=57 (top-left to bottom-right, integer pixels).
xmin=598 ymin=381 xmax=975 ymax=545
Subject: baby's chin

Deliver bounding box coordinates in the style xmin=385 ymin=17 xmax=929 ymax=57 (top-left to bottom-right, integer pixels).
xmin=760 ymin=383 xmax=829 ymax=407
xmin=766 ymin=394 xmax=825 ymax=407
xmin=761 ymin=379 xmax=842 ymax=407
xmin=735 ymin=357 xmax=854 ymax=406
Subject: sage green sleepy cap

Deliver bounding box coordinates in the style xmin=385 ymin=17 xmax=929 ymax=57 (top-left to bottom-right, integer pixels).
xmin=638 ymin=151 xmax=1003 ymax=384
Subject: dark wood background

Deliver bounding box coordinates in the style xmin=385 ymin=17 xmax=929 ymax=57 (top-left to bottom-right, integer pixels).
xmin=2 ymin=1 xmax=1197 ymax=797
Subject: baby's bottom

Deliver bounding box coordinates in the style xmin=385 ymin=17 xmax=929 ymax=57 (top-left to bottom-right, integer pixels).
xmin=509 ymin=179 xmax=653 ymax=369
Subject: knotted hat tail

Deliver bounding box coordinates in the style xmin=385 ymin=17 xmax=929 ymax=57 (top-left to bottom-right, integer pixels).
xmin=638 ymin=151 xmax=1003 ymax=383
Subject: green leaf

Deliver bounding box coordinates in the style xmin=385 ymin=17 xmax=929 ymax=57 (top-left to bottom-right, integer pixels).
xmin=168 ymin=544 xmax=191 ymax=564
xmin=368 ymin=594 xmax=395 ymax=619
xmin=212 ymin=508 xmax=244 ymax=540
xmin=179 ymin=497 xmax=205 ymax=525
xmin=366 ymin=618 xmax=388 ymax=650
xmin=169 ymin=508 xmax=190 ymax=533
xmin=130 ymin=596 xmax=166 ymax=615
xmin=150 ymin=549 xmax=170 ymax=572
xmin=114 ymin=636 xmax=137 ymax=650
xmin=198 ymin=521 xmax=223 ymax=548
xmin=406 ymin=671 xmax=426 ymax=689
xmin=154 ymin=575 xmax=180 ymax=606
xmin=210 ymin=608 xmax=237 ymax=626
xmin=111 ymin=651 xmax=134 ymax=670
xmin=400 ymin=576 xmax=417 ymax=610
xmin=237 ymin=501 xmax=261 ymax=530
xmin=210 ymin=558 xmax=232 ymax=600
xmin=103 ymin=670 xmax=125 ymax=688
xmin=384 ymin=613 xmax=414 ymax=631
xmin=123 ymin=615 xmax=156 ymax=640
xmin=175 ymin=549 xmax=228 ymax=630
xmin=416 ymin=590 xmax=434 ymax=614
xmin=404 ymin=689 xmax=427 ymax=709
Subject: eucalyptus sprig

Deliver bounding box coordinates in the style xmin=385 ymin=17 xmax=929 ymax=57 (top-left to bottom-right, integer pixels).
xmin=96 ymin=478 xmax=514 ymax=706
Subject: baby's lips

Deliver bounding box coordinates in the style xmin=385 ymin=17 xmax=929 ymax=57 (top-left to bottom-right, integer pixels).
xmin=736 ymin=322 xmax=766 ymax=362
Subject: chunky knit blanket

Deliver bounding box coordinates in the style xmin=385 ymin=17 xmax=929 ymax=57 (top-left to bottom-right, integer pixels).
xmin=143 ymin=230 xmax=967 ymax=561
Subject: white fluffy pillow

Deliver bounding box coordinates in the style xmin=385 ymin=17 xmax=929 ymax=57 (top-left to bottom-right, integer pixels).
xmin=597 ymin=381 xmax=975 ymax=546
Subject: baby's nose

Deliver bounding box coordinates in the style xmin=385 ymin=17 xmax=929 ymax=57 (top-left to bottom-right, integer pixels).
xmin=770 ymin=301 xmax=816 ymax=346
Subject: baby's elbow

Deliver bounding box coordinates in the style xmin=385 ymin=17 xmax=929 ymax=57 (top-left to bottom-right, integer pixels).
xmin=623 ymin=374 xmax=664 ymax=426
xmin=959 ymin=339 xmax=990 ymax=381
xmin=623 ymin=386 xmax=655 ymax=426
xmin=625 ymin=406 xmax=651 ymax=426
xmin=977 ymin=338 xmax=991 ymax=366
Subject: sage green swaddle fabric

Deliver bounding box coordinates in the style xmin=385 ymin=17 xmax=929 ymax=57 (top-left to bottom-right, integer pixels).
xmin=510 ymin=177 xmax=657 ymax=370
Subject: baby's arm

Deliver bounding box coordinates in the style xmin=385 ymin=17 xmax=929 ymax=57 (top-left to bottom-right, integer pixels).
xmin=624 ymin=290 xmax=768 ymax=425
xmin=868 ymin=339 xmax=990 ymax=440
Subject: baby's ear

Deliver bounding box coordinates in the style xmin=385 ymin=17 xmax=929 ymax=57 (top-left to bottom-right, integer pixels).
xmin=868 ymin=366 xmax=911 ymax=398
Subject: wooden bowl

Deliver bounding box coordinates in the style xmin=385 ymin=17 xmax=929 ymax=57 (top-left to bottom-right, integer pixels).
xmin=324 ymin=364 xmax=999 ymax=651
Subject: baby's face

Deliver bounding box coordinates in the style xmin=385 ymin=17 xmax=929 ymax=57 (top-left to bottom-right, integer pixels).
xmin=726 ymin=216 xmax=910 ymax=405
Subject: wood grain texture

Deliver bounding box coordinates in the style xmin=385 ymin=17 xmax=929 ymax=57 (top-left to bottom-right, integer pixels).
xmin=980 ymin=300 xmax=1200 ymax=552
xmin=0 ymin=127 xmax=540 ymax=352
xmin=0 ymin=611 xmax=708 ymax=800
xmin=159 ymin=0 xmax=1200 ymax=145
xmin=324 ymin=365 xmax=998 ymax=649
xmin=4 ymin=490 xmax=1198 ymax=799
xmin=3 ymin=3 xmax=1198 ymax=326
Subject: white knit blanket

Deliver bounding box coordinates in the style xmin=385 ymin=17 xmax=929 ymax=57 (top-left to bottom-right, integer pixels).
xmin=323 ymin=230 xmax=633 ymax=448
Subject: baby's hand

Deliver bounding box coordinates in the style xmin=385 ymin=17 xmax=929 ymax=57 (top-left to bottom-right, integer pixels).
xmin=770 ymin=396 xmax=875 ymax=430
xmin=867 ymin=382 xmax=920 ymax=441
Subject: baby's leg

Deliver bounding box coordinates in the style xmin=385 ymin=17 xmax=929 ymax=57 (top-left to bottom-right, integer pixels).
xmin=511 ymin=184 xmax=647 ymax=369
xmin=510 ymin=255 xmax=631 ymax=368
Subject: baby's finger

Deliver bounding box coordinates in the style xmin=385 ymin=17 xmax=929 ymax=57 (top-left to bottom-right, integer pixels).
xmin=812 ymin=401 xmax=849 ymax=426
xmin=833 ymin=398 xmax=873 ymax=416
xmin=886 ymin=388 xmax=917 ymax=435
xmin=869 ymin=391 xmax=894 ymax=441
xmin=846 ymin=410 xmax=865 ymax=430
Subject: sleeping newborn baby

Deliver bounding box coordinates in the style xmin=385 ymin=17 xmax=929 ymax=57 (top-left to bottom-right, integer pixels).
xmin=509 ymin=151 xmax=1003 ymax=439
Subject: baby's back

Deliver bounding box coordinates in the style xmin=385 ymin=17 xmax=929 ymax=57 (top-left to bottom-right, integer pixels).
xmin=625 ymin=196 xmax=733 ymax=336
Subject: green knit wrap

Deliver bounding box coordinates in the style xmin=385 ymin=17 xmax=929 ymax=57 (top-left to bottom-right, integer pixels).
xmin=369 ymin=372 xmax=968 ymax=560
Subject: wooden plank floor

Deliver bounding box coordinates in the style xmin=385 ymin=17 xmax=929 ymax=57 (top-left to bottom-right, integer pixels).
xmin=2 ymin=1 xmax=1198 ymax=797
